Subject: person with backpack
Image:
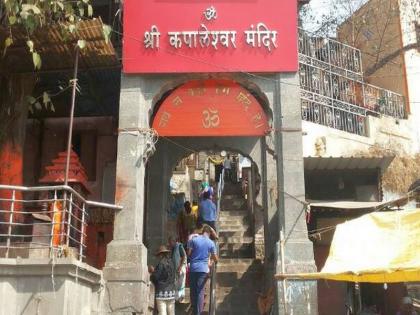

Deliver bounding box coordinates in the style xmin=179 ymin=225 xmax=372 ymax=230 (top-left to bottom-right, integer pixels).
xmin=168 ymin=236 xmax=187 ymax=302
xmin=149 ymin=245 xmax=176 ymax=315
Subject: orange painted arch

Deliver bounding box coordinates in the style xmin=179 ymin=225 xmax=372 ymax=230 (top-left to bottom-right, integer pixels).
xmin=152 ymin=80 xmax=270 ymax=137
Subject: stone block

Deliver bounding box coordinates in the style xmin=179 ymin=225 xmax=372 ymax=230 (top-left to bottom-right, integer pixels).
xmin=0 ymin=258 xmax=101 ymax=315
xmin=105 ymin=281 xmax=151 ymax=314
xmin=103 ymin=241 xmax=151 ymax=314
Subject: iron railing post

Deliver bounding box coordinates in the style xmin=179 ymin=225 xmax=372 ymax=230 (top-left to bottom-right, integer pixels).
xmin=49 ymin=190 xmax=58 ymax=258
xmin=0 ymin=184 xmax=121 ymax=262
xmin=66 ymin=193 xmax=73 ymax=249
xmin=5 ymin=189 xmax=16 ymax=258
xmin=209 ymin=168 xmax=224 ymax=315
xmin=79 ymin=202 xmax=86 ymax=261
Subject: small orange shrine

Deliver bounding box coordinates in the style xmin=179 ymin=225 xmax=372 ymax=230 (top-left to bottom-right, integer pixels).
xmin=40 ymin=150 xmax=112 ymax=269
xmin=40 ymin=150 xmax=90 ymax=191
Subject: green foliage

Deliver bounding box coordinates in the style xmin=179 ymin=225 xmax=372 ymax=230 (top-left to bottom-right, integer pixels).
xmin=1 ymin=0 xmax=96 ymax=69
xmin=26 ymin=90 xmax=57 ymax=114
xmin=102 ymin=24 xmax=112 ymax=44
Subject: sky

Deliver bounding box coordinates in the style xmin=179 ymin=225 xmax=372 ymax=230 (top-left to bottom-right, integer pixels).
xmin=302 ymin=0 xmax=368 ymax=35
xmin=302 ymin=0 xmax=332 ymax=31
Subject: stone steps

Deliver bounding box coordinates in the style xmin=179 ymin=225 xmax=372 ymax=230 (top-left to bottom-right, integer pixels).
xmin=215 ymin=285 xmax=258 ymax=297
xmin=219 ymin=230 xmax=252 ymax=238
xmin=218 ymin=218 xmax=247 ymax=225
xmin=219 ymin=224 xmax=251 ymax=233
xmin=219 ymin=242 xmax=253 ymax=252
xmin=177 ymin=279 xmax=212 ymax=313
xmin=219 ymin=210 xmax=248 ymax=217
xmin=213 ymin=182 xmax=262 ymax=314
xmin=216 ymin=299 xmax=260 ymax=315
xmin=215 ymin=258 xmax=264 ymax=314
xmin=220 ymin=192 xmax=247 ymax=211
xmin=219 ymin=246 xmax=253 ymax=258
xmin=220 ymin=194 xmax=243 ymax=200
xmin=218 ymin=236 xmax=253 ymax=244
xmin=218 ymin=221 xmax=248 ymax=228
xmin=220 ymin=201 xmax=247 ymax=211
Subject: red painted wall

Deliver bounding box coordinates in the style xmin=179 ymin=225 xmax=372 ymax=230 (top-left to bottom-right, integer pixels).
xmin=123 ymin=0 xmax=298 ymax=73
xmin=86 ymin=224 xmax=114 ymax=269
xmin=0 ymin=142 xmax=24 ymax=226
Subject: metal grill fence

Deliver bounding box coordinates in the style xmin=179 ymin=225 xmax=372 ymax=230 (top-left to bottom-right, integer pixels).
xmin=0 ymin=185 xmax=121 ymax=262
xmin=298 ymin=29 xmax=407 ymax=136
xmin=301 ymin=91 xmax=367 ymax=136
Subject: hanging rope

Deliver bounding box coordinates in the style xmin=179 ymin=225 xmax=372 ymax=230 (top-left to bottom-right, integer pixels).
xmin=118 ymin=127 xmax=159 ymax=166
xmin=140 ymin=128 xmax=159 ymax=164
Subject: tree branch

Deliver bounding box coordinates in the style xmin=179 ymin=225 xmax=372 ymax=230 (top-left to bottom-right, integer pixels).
xmin=364 ymin=42 xmax=418 ymax=76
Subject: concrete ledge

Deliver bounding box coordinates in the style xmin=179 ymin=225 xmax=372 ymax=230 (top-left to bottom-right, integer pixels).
xmin=0 ymin=258 xmax=104 ymax=315
xmin=0 ymin=257 xmax=102 ymax=285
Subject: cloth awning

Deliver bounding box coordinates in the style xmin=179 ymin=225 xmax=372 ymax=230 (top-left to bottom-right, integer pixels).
xmin=304 ymin=156 xmax=395 ymax=172
xmin=309 ymin=197 xmax=410 ymax=211
xmin=276 ymin=208 xmax=420 ymax=283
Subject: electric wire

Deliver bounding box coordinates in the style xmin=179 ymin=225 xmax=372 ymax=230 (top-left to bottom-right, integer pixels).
xmin=76 ymin=22 xmax=420 ymax=104
xmin=75 ymin=20 xmax=420 ymax=241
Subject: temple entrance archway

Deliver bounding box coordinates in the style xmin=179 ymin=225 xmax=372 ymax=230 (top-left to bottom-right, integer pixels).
xmin=145 ymin=79 xmax=271 ymax=253
xmin=151 ymin=79 xmax=271 ymax=137
xmin=144 ymin=79 xmax=273 ymax=314
xmin=145 ymin=136 xmax=265 ymax=252
xmin=107 ymin=73 xmax=318 ymax=315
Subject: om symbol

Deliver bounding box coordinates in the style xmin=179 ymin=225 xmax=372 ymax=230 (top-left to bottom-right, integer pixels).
xmin=202 ymin=108 xmax=220 ymax=128
xmin=203 ymin=6 xmax=217 ymax=21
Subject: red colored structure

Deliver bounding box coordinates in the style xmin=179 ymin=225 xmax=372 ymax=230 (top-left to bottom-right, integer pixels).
xmin=123 ymin=0 xmax=298 ymax=73
xmin=0 ymin=143 xmax=25 ymax=224
xmin=40 ymin=149 xmax=89 ymax=191
xmin=152 ymin=79 xmax=270 ymax=136
xmin=40 ymin=150 xmax=112 ymax=269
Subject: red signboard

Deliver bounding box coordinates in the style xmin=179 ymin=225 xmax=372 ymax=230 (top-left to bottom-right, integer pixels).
xmin=152 ymin=80 xmax=270 ymax=136
xmin=123 ymin=0 xmax=298 ymax=73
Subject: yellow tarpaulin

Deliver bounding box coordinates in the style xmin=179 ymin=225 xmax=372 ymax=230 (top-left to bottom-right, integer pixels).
xmin=276 ymin=209 xmax=420 ymax=283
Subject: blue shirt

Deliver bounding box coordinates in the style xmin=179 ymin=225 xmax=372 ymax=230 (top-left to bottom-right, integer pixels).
xmin=187 ymin=235 xmax=216 ymax=273
xmin=199 ymin=199 xmax=217 ymax=222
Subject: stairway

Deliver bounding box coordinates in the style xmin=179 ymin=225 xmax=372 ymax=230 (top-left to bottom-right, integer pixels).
xmin=215 ymin=181 xmax=263 ymax=315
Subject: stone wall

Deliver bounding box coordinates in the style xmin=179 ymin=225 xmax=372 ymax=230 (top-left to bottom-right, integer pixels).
xmin=0 ymin=258 xmax=103 ymax=315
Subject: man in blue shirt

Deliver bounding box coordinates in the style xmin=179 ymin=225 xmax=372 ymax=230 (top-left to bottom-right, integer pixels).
xmin=198 ymin=191 xmax=217 ymax=230
xmin=187 ymin=225 xmax=218 ymax=315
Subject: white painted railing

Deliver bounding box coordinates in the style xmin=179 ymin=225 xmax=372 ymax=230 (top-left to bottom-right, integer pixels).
xmin=0 ymin=184 xmax=121 ymax=262
xmin=298 ymin=29 xmax=407 ymax=136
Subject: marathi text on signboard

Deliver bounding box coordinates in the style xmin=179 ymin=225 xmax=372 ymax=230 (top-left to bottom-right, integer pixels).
xmin=152 ymin=80 xmax=270 ymax=136
xmin=123 ymin=0 xmax=297 ymax=73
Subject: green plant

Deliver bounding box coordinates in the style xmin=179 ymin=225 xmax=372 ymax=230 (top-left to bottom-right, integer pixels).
xmin=0 ymin=0 xmax=99 ymax=69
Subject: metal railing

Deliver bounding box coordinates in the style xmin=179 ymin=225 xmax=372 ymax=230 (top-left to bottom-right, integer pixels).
xmin=301 ymin=90 xmax=367 ymax=136
xmin=363 ymin=83 xmax=406 ymax=119
xmin=209 ymin=168 xmax=225 ymax=315
xmin=298 ymin=29 xmax=407 ymax=136
xmin=298 ymin=28 xmax=363 ymax=81
xmin=0 ymin=184 xmax=121 ymax=262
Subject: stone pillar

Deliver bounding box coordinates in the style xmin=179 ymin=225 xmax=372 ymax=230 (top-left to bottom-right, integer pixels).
xmin=103 ymin=75 xmax=151 ymax=314
xmin=145 ymin=139 xmax=174 ymax=262
xmin=271 ymin=73 xmax=318 ymax=314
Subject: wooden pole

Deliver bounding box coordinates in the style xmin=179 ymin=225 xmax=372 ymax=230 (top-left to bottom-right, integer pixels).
xmin=64 ymin=48 xmax=80 ymax=185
